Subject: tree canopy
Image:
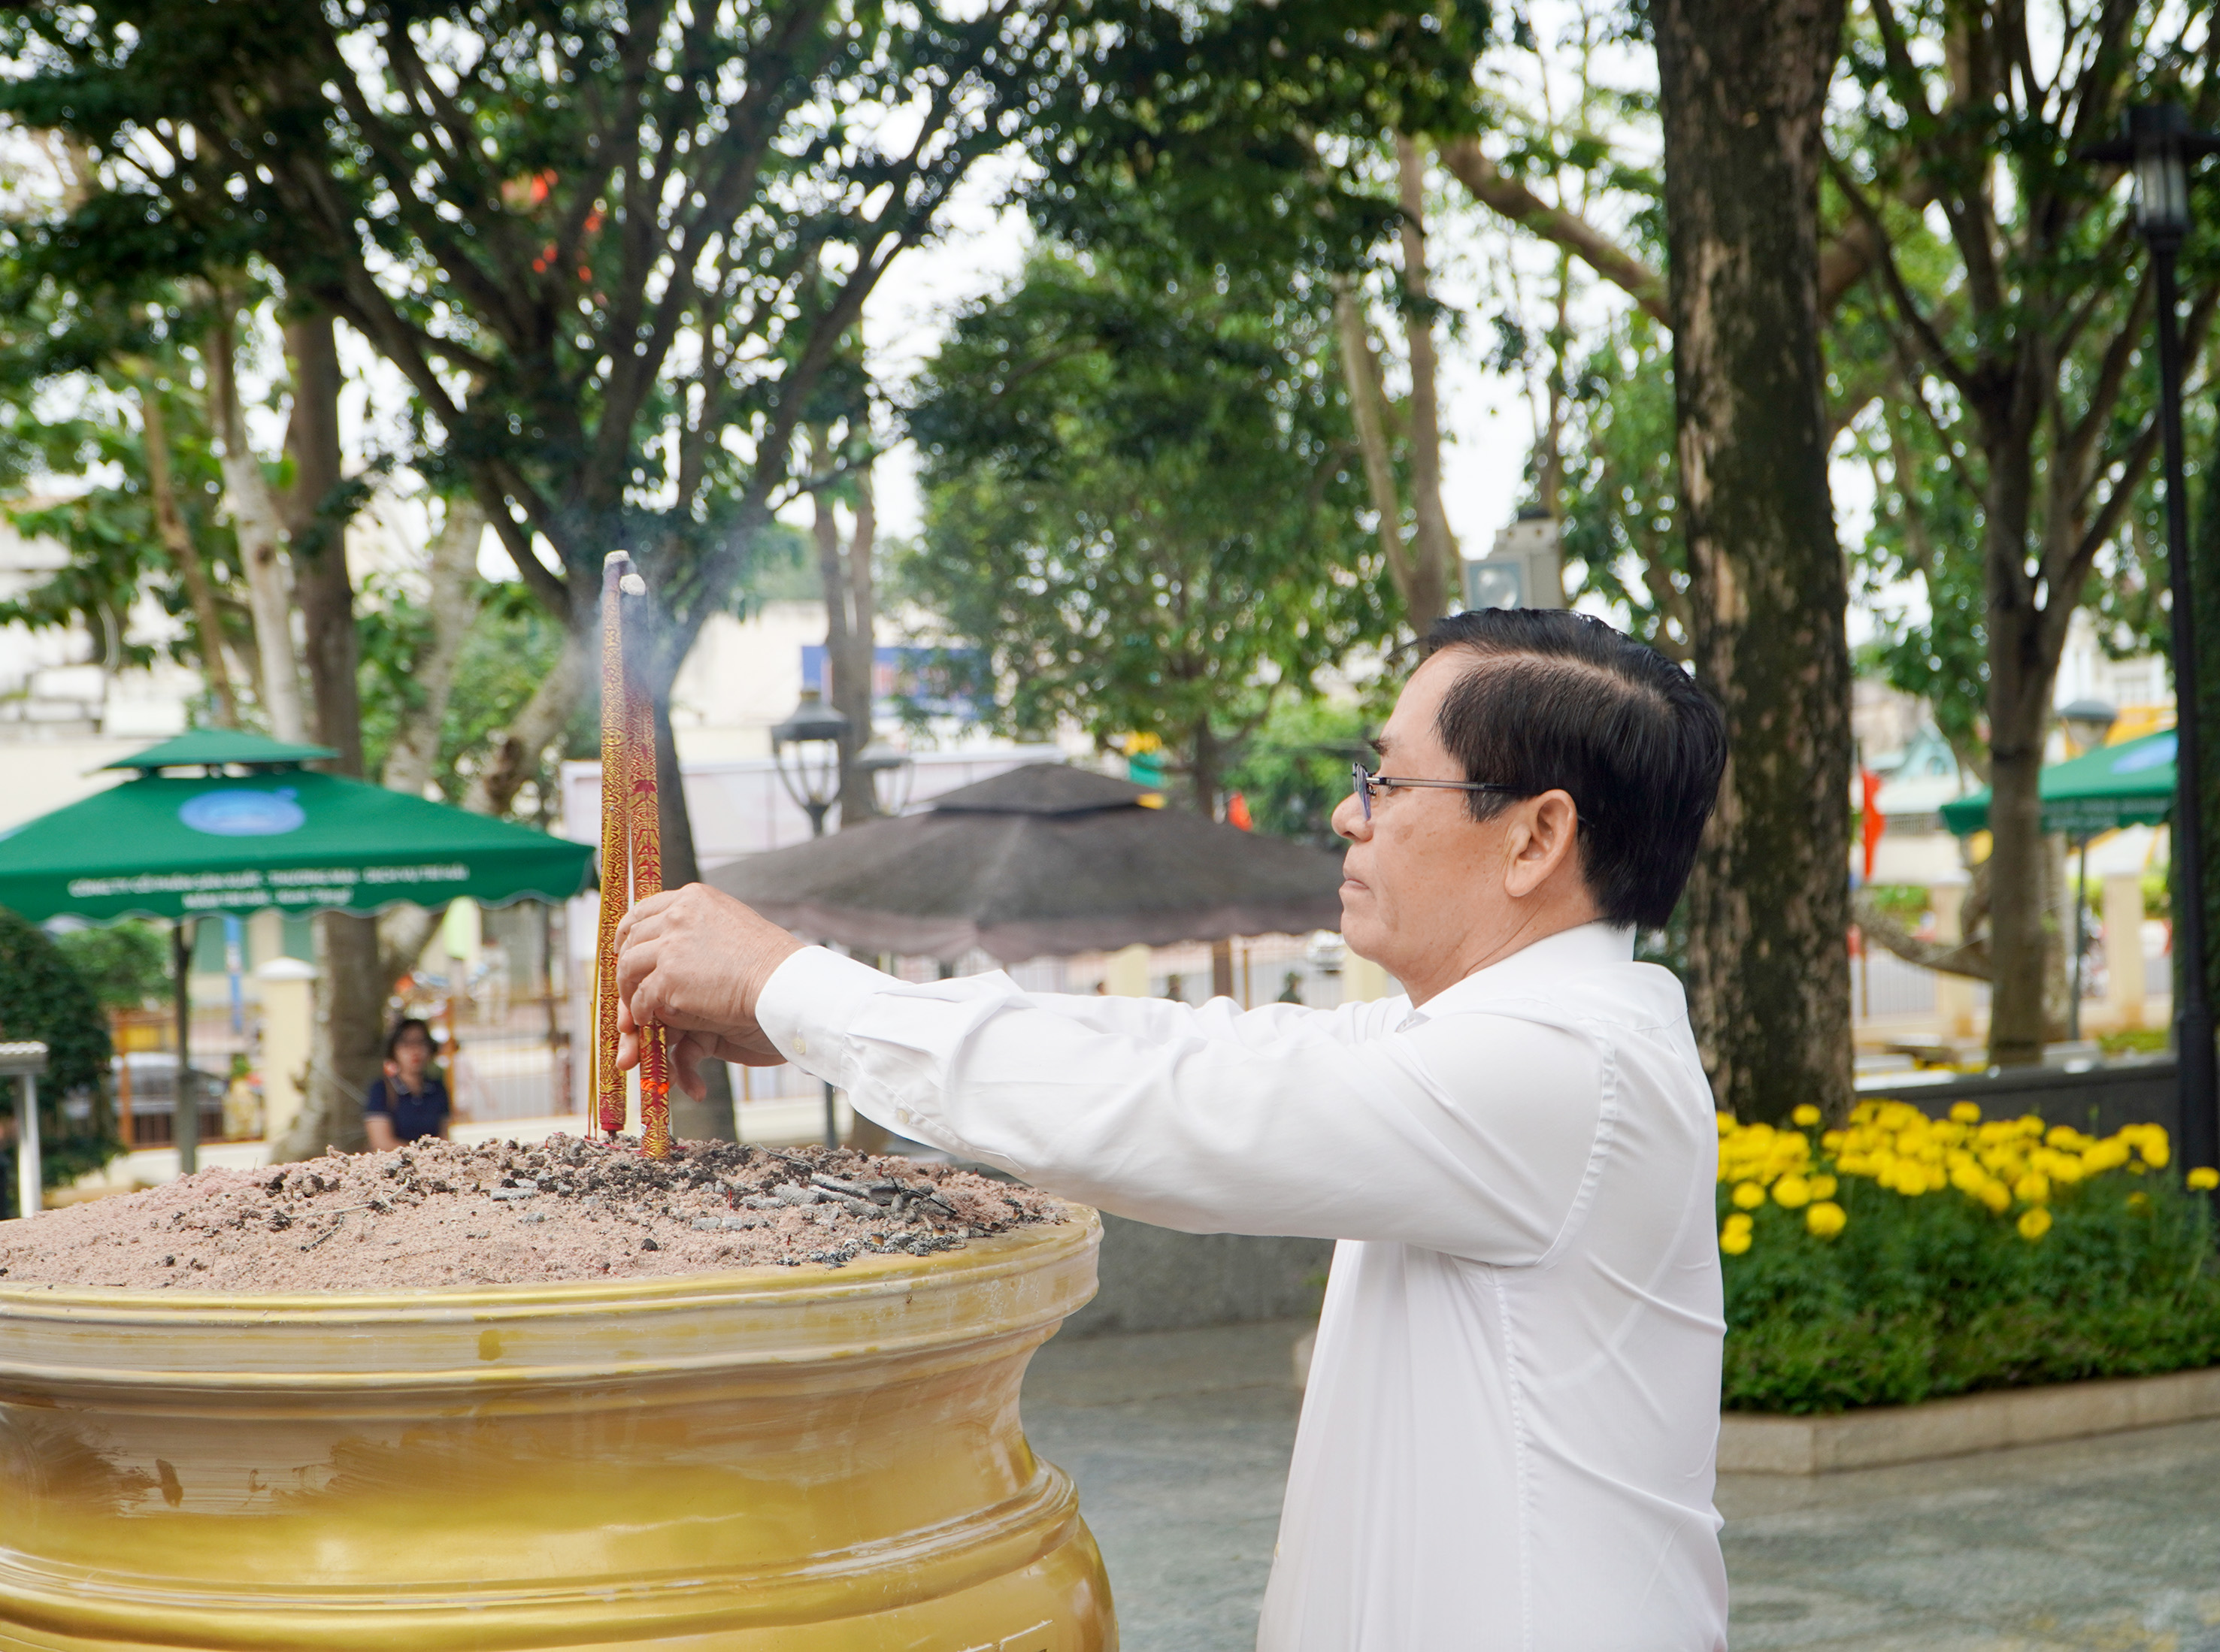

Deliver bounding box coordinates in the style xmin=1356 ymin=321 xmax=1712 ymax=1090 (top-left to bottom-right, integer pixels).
xmin=903 ymin=250 xmax=1395 ymax=811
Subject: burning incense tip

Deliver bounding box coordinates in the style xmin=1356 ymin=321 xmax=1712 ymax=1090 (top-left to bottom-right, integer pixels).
xmin=603 ymin=549 xmax=631 ymax=569
xmin=620 ymin=573 xmax=647 ymax=595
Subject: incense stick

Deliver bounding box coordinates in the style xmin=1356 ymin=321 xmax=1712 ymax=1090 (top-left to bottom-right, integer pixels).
xmin=622 ymin=582 xmax=671 ymax=1160
xmin=593 ymin=555 xmax=629 ymax=1139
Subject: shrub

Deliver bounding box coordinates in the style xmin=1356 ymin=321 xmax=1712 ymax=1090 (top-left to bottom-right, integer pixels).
xmin=0 ymin=907 xmax=121 ymax=1208
xmin=1718 ymin=1100 xmax=2220 ymax=1413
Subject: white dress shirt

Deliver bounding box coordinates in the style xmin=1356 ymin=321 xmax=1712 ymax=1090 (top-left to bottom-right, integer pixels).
xmin=755 ymin=921 xmax=1729 ymax=1651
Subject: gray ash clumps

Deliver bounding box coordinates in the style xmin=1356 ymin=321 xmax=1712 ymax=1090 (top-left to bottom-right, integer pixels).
xmin=0 ymin=1137 xmax=1068 ymax=1292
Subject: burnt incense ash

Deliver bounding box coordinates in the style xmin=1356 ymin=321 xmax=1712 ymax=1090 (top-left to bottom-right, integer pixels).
xmin=0 ymin=1139 xmax=1068 ymax=1292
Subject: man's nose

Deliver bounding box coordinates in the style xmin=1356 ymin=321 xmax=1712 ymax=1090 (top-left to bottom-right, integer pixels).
xmin=1331 ymin=788 xmax=1370 ymax=842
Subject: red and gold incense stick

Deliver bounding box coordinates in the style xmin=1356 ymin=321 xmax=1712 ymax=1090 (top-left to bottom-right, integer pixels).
xmin=592 ymin=550 xmax=674 ymax=1157
xmin=622 ymin=591 xmax=671 ymax=1160
xmin=593 ymin=555 xmax=629 ymax=1139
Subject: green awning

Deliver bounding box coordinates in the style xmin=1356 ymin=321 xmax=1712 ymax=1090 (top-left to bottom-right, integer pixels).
xmin=0 ymin=768 xmax=592 ymax=924
xmin=95 ymin=728 xmax=339 ymax=772
xmin=1939 ymin=730 xmax=2178 ymax=837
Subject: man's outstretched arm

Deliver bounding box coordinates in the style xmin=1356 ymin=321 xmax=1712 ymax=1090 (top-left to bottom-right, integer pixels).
xmin=617 ymin=885 xmax=1605 ymax=1263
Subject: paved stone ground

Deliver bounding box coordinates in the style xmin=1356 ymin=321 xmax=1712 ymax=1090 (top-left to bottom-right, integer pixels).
xmin=1024 ymin=1319 xmax=2220 ymax=1652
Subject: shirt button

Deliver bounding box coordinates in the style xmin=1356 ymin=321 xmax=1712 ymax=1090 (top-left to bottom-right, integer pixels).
xmin=793 ymin=1036 xmax=807 ymax=1055
xmin=897 ymin=1108 xmax=913 ymax=1124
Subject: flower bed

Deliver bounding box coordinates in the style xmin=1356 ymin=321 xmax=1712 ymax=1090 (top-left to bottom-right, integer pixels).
xmin=1719 ymin=1100 xmax=2220 ymax=1414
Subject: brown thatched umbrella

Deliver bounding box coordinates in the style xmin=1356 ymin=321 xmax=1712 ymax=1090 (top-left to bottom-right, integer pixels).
xmin=708 ymin=764 xmax=1346 ymax=962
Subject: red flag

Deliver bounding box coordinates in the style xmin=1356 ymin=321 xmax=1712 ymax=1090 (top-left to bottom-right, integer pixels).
xmin=1228 ymin=791 xmax=1255 ymax=831
xmin=1859 ymin=768 xmax=1886 ymax=882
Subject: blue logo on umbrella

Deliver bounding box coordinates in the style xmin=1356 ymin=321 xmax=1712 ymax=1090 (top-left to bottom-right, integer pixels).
xmin=180 ymin=788 xmax=306 ymax=837
xmin=2112 ymin=735 xmax=2176 ymax=774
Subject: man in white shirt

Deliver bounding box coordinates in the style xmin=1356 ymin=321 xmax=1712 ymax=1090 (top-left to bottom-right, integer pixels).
xmin=616 ymin=607 xmax=1732 ymax=1650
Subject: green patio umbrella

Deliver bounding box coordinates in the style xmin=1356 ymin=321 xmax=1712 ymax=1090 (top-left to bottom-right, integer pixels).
xmin=1938 ymin=729 xmax=2178 ymax=837
xmin=0 ymin=729 xmax=592 ymax=923
xmin=0 ymin=728 xmax=592 ymax=1172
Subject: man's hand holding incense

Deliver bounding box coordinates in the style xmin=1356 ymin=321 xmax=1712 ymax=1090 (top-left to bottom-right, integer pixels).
xmin=615 ymin=884 xmax=804 ymax=1099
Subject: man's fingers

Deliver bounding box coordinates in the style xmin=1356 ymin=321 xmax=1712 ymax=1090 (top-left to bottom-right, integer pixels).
xmin=616 ymin=1027 xmax=640 ymax=1072
xmin=613 ymin=888 xmax=683 ymax=949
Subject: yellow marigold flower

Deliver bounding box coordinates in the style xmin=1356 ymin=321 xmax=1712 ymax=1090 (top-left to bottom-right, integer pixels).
xmin=1805 ymin=1200 xmax=1847 ymax=1238
xmin=1849 ymin=1102 xmax=1879 ymax=1124
xmin=2013 ymin=1172 xmax=2051 ymax=1205
xmin=1772 ymin=1173 xmax=1813 ymax=1209
xmin=1719 ymin=1226 xmax=1753 ymax=1255
xmin=2082 ymin=1140 xmax=2130 ymax=1174
xmin=1731 ymin=1182 xmax=1766 ymax=1210
xmin=1807 ymin=1174 xmax=1837 ymax=1200
xmin=1977 ymin=1180 xmax=2013 ymax=1215
xmin=2049 ymin=1157 xmax=2085 ymax=1187
xmin=1791 ymin=1104 xmax=1822 ymax=1128
xmin=1716 ymin=1112 xmax=1737 ymax=1136
xmin=2144 ymin=1137 xmax=2173 ymax=1169
xmin=1950 ymin=1101 xmax=1982 ymax=1124
xmin=2129 ymin=1191 xmax=2151 ymax=1211
xmin=2017 ymin=1207 xmax=2053 ymax=1241
xmin=2190 ymin=1167 xmax=2220 ymax=1191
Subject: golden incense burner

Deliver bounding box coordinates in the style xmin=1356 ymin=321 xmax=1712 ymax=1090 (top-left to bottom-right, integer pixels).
xmin=0 ymin=1215 xmax=1114 ymax=1649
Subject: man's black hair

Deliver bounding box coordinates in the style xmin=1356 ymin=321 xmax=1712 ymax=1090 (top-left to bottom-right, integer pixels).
xmin=1419 ymin=609 xmax=1727 ymax=930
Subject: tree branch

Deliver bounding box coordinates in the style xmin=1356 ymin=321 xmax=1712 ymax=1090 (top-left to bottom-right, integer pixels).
xmin=1435 ymin=136 xmax=1670 ymax=325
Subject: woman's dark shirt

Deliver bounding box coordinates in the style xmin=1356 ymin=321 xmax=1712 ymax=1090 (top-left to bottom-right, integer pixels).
xmin=363 ymin=1074 xmax=450 ymax=1143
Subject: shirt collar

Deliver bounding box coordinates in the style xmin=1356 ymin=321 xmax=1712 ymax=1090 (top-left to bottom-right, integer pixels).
xmin=1400 ymin=921 xmax=1637 ymax=1026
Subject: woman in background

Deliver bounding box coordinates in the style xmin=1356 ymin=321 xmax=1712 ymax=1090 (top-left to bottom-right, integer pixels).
xmin=363 ymin=1018 xmax=450 ymax=1149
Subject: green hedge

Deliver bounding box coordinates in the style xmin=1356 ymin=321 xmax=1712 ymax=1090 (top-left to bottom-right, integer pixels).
xmin=1719 ymin=1102 xmax=2220 ymax=1414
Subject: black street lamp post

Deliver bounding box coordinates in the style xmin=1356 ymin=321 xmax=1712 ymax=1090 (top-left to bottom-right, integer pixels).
xmin=771 ymin=690 xmax=850 ymax=1146
xmin=2085 ymin=104 xmax=2220 ymax=1186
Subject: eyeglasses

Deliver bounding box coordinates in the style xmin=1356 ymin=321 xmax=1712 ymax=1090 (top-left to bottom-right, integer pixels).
xmin=1349 ymin=761 xmax=1529 ymax=822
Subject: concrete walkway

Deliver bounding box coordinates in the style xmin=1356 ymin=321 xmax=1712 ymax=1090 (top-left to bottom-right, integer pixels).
xmin=1025 ymin=1319 xmax=2220 ymax=1652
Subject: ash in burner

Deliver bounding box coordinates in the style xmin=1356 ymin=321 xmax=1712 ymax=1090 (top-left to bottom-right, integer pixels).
xmin=0 ymin=1138 xmax=1068 ymax=1292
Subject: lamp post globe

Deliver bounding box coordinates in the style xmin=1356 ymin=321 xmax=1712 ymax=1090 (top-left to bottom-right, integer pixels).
xmin=771 ymin=691 xmax=850 ymax=840
xmin=2058 ymin=698 xmax=2120 ymax=756
xmin=858 ymin=740 xmax=915 ymax=817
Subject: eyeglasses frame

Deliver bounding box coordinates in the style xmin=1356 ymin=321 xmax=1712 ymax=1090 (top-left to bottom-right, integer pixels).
xmin=1349 ymin=761 xmax=1535 ymax=823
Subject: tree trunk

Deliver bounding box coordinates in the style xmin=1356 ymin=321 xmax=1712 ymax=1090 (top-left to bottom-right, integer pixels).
xmin=812 ymin=449 xmax=881 ymax=829
xmin=1656 ymin=0 xmax=1853 ymax=1124
xmin=382 ymin=498 xmax=487 ymax=797
xmin=1331 ymin=281 xmax=1419 ymax=614
xmin=137 ymin=383 xmax=239 ymax=726
xmin=204 ymin=297 xmax=307 ymax=743
xmin=275 ymin=311 xmax=382 ymax=1162
xmin=1980 ymin=437 xmax=2052 ymax=1066
xmin=1395 ymin=135 xmax=1455 ymax=625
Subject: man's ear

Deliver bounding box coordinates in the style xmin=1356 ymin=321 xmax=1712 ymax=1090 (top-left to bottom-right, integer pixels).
xmin=1504 ymin=791 xmax=1581 ymax=899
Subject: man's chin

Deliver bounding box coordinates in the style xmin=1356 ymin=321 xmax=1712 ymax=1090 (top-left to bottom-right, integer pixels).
xmin=1337 ymin=898 xmax=1388 ymax=965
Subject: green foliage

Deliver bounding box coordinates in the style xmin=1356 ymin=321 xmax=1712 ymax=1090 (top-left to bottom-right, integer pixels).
xmin=2097 ymin=1028 xmax=2169 ymax=1057
xmin=51 ymin=921 xmax=168 ymax=1014
xmin=1726 ymin=1172 xmax=2220 ymax=1413
xmin=358 ymin=578 xmax=580 ymax=812
xmin=1025 ymin=1 xmax=1488 ymax=295
xmin=0 ymin=909 xmax=120 ymax=1198
xmin=902 ymin=250 xmax=1396 ymax=809
xmin=1222 ymin=698 xmax=1375 ymax=849
xmin=1552 ymin=311 xmax=1685 ymax=655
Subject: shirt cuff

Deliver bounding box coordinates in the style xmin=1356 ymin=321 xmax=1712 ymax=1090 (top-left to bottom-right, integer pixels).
xmin=754 ymin=946 xmax=888 ymax=1089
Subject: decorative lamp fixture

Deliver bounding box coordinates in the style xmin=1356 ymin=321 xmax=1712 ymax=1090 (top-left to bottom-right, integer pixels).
xmin=2059 ymin=699 xmax=2120 ymax=755
xmin=772 ymin=691 xmax=851 ymax=839
xmin=858 ymin=740 xmax=915 ymax=816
